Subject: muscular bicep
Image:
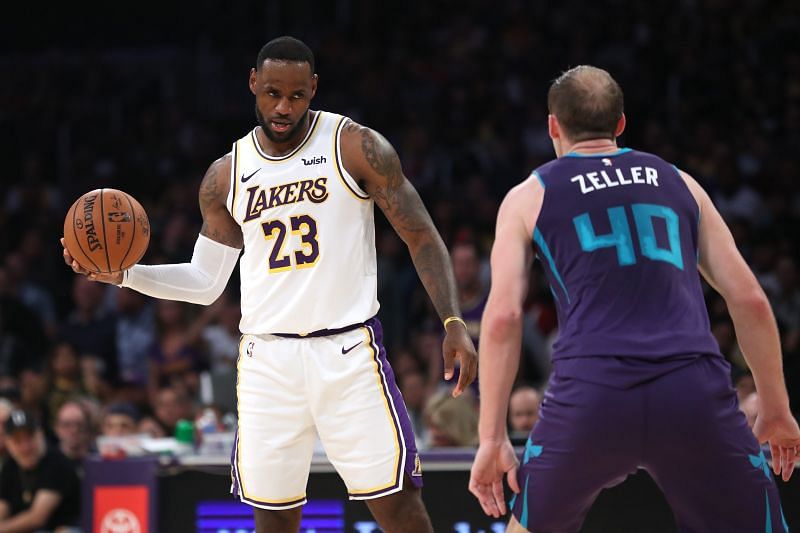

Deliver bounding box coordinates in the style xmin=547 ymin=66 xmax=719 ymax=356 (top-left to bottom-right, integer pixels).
xmin=341 ymin=122 xmax=435 ymax=243
xmin=681 ymin=171 xmax=761 ymax=298
xmin=199 ymin=154 xmax=244 ymax=249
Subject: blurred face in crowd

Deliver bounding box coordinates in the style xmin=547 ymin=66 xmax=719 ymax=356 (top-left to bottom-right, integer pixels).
xmin=451 ymin=243 xmax=481 ymax=293
xmin=51 ymin=342 xmax=80 ymax=380
xmin=399 ymin=372 xmax=426 ymax=411
xmin=6 ymin=429 xmax=44 ymax=470
xmin=102 ymin=413 xmax=137 ymax=437
xmin=55 ymin=402 xmax=91 ymax=455
xmin=250 ymin=60 xmax=318 ymax=145
xmin=509 ymin=387 xmax=542 ymax=433
xmin=155 ymin=388 xmax=188 ymax=429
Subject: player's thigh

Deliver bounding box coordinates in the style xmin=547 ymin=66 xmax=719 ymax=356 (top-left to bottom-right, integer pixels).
xmin=644 ymin=357 xmax=787 ymax=532
xmin=233 ymin=335 xmax=315 ymax=509
xmin=510 ymin=373 xmax=642 ymax=533
xmin=308 ymin=323 xmax=421 ymax=500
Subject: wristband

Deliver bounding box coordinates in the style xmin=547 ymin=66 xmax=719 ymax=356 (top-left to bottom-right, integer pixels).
xmin=443 ymin=316 xmax=467 ymax=330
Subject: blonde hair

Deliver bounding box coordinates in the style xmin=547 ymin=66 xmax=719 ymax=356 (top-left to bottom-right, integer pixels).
xmin=424 ymin=388 xmax=478 ymax=447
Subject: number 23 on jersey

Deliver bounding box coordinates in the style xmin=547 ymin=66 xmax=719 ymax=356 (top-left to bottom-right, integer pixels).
xmin=261 ymin=214 xmax=320 ymax=273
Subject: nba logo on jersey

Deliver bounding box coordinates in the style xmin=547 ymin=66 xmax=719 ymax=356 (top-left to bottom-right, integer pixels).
xmin=412 ymin=454 xmax=422 ymax=477
xmin=246 ymin=341 xmax=255 ymax=358
xmin=602 ymin=158 xmax=612 ymax=166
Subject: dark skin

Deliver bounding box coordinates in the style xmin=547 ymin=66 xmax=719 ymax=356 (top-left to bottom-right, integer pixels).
xmin=63 ymin=58 xmax=477 ymax=533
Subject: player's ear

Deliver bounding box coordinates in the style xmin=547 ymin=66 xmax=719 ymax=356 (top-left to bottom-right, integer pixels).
xmin=249 ymin=68 xmax=258 ymax=95
xmin=310 ymin=74 xmax=318 ymax=99
xmin=548 ymin=114 xmax=561 ymax=140
xmin=614 ymin=113 xmax=626 ymax=137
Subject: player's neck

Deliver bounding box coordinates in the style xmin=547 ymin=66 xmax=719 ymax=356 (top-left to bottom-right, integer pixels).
xmin=255 ymin=110 xmax=314 ymax=157
xmin=563 ymin=138 xmax=619 ymax=156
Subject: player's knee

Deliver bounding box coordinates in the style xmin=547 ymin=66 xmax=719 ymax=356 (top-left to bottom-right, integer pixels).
xmin=253 ymin=507 xmax=302 ymax=532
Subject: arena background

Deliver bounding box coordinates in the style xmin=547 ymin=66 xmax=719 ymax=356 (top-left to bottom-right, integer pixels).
xmin=1 ymin=1 xmax=799 ymax=531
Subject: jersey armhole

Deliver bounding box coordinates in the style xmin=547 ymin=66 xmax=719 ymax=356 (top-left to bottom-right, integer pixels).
xmin=226 ymin=141 xmax=239 ymax=218
xmin=334 ymin=118 xmax=370 ymax=201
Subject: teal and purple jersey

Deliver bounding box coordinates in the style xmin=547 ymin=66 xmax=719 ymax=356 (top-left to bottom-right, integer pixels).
xmin=531 ymin=148 xmax=722 ymax=384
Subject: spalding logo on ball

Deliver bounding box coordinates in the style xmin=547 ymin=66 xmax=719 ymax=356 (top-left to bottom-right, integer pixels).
xmin=63 ymin=188 xmax=150 ymax=273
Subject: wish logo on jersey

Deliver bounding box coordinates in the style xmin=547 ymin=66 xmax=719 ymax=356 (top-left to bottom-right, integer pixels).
xmin=243 ymin=177 xmax=329 ymax=222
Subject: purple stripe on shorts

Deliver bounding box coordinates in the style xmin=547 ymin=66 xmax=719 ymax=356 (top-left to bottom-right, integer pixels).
xmin=364 ymin=317 xmax=423 ymax=493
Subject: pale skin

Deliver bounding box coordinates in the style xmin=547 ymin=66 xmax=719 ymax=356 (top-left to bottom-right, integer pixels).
xmin=63 ymin=58 xmax=477 ymax=533
xmin=469 ymin=113 xmax=800 ymax=529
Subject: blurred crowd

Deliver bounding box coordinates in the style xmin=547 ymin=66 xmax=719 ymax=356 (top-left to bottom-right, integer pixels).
xmin=1 ymin=0 xmax=799 ymax=528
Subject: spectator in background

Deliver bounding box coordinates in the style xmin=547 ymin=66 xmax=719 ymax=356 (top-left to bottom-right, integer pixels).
xmin=189 ymin=291 xmax=241 ymax=373
xmin=423 ymin=388 xmax=478 ymax=448
xmin=114 ymin=287 xmax=156 ymax=402
xmin=101 ymin=403 xmax=141 ymax=437
xmin=53 ymin=401 xmax=94 ymax=473
xmin=3 ymin=252 xmax=58 ymax=340
xmin=147 ymin=300 xmax=205 ymax=401
xmin=451 ymin=241 xmax=488 ymax=345
xmin=58 ymin=276 xmax=118 ymax=386
xmin=0 ymin=411 xmax=80 ymax=531
xmin=398 ymin=371 xmax=429 ymax=449
xmin=46 ymin=342 xmax=89 ymax=424
xmin=151 ymin=386 xmax=193 ymax=437
xmin=508 ymin=386 xmax=542 ymax=445
xmin=0 ymin=267 xmax=47 ymax=378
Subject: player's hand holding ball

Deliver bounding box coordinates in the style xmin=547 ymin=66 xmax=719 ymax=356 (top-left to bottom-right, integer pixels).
xmin=61 ymin=188 xmax=150 ymax=284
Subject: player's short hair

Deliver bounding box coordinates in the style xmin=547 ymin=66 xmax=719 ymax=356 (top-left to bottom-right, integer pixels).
xmin=547 ymin=65 xmax=624 ymax=142
xmin=256 ymin=36 xmax=315 ymax=73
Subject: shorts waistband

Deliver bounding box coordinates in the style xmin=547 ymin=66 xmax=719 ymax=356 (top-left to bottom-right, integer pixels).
xmin=270 ymin=320 xmax=368 ymax=339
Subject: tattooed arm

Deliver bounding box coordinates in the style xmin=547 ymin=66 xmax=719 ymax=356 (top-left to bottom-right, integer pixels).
xmin=198 ymin=154 xmax=244 ymax=248
xmin=341 ymin=121 xmax=478 ymax=395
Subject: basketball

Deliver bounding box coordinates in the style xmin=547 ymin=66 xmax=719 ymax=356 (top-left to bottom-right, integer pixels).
xmin=63 ymin=188 xmax=150 ymax=273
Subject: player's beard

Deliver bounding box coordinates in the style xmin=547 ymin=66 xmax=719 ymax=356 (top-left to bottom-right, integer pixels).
xmin=255 ymin=105 xmax=309 ymax=144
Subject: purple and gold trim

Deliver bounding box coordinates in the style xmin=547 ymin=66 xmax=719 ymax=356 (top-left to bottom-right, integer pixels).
xmin=348 ymin=318 xmax=422 ymax=500
xmin=229 ymin=140 xmax=239 ymax=217
xmin=334 ymin=117 xmax=370 ymax=201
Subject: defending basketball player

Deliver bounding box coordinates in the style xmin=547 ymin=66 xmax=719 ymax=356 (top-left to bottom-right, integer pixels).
xmin=469 ymin=66 xmax=800 ymax=532
xmin=62 ymin=37 xmax=477 ymax=532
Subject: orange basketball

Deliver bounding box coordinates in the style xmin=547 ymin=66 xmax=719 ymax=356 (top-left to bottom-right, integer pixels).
xmin=63 ymin=188 xmax=150 ymax=273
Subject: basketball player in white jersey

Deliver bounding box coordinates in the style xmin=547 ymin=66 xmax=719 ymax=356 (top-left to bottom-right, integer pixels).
xmin=62 ymin=36 xmax=477 ymax=532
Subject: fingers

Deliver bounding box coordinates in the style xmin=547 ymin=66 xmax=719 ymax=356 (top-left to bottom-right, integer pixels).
xmin=781 ymin=446 xmax=797 ymax=482
xmin=442 ymin=348 xmax=455 ymax=382
xmin=468 ymin=478 xmax=503 ymax=518
xmin=492 ymin=480 xmax=507 ymax=516
xmin=771 ymin=443 xmax=781 ymax=476
xmin=454 ymin=351 xmax=478 ymax=398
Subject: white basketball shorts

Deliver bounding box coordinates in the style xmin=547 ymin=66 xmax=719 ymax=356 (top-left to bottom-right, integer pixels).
xmin=230 ymin=317 xmax=422 ymax=510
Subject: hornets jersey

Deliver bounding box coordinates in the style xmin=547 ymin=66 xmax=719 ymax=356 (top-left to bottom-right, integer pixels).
xmin=226 ymin=111 xmax=379 ymax=334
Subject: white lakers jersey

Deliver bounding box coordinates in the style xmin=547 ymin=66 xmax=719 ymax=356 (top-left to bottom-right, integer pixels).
xmin=226 ymin=111 xmax=379 ymax=334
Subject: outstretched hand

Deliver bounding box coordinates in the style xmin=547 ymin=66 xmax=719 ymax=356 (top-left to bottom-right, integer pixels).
xmin=469 ymin=438 xmax=520 ymax=518
xmin=442 ymin=321 xmax=478 ymax=397
xmin=61 ymin=237 xmax=123 ymax=285
xmin=753 ymin=409 xmax=800 ymax=481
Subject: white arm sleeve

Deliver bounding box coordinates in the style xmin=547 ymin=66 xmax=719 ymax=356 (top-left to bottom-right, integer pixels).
xmin=120 ymin=234 xmax=241 ymax=305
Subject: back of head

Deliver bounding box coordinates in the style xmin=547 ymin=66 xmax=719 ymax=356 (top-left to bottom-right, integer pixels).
xmin=256 ymin=36 xmax=315 ymax=72
xmin=547 ymin=65 xmax=624 ymax=142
